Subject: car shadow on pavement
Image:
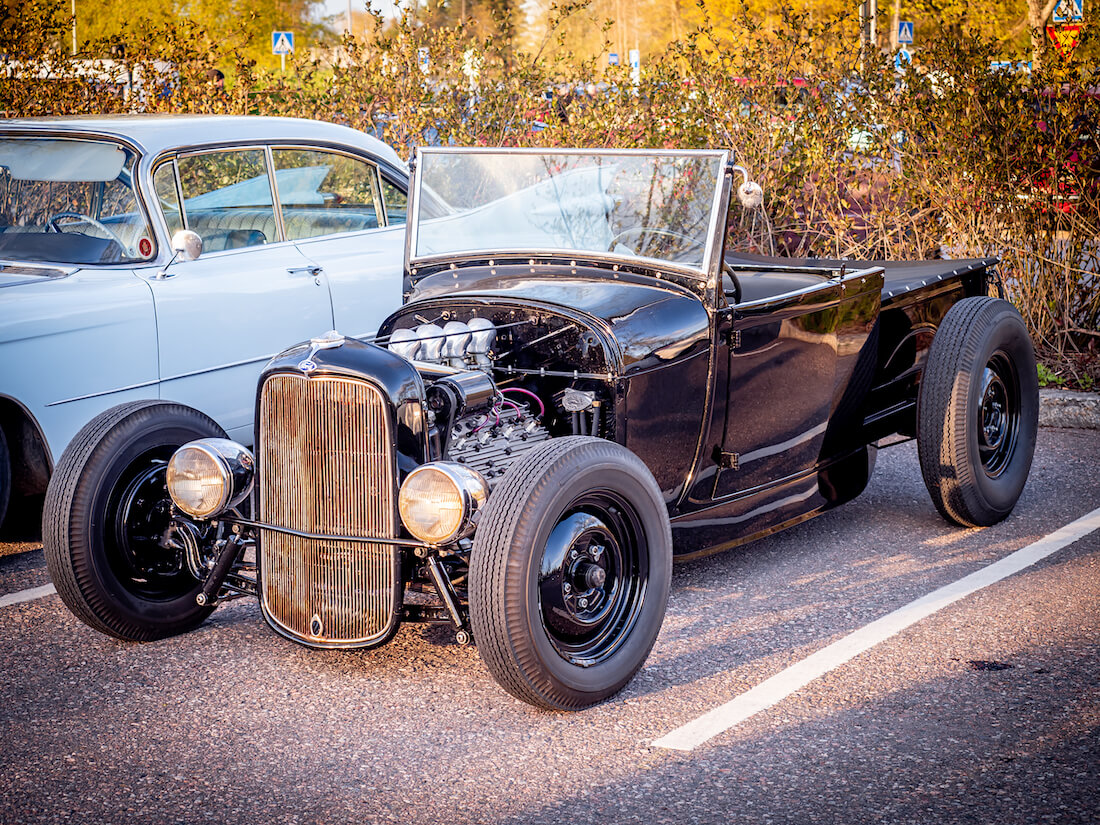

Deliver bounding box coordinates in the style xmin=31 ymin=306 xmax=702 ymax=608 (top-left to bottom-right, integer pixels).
xmin=488 ymin=633 xmax=1100 ymax=825
xmin=0 ymin=493 xmax=43 ymax=537
xmin=0 ymin=493 xmax=44 ymax=557
xmin=622 ymin=504 xmax=1033 ymax=702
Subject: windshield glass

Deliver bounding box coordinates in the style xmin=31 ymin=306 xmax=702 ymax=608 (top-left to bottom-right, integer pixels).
xmin=0 ymin=137 xmax=154 ymax=265
xmin=412 ymin=150 xmax=727 ymax=276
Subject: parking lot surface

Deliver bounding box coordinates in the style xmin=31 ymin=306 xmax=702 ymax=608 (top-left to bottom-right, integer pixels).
xmin=1 ymin=428 xmax=1097 ymax=825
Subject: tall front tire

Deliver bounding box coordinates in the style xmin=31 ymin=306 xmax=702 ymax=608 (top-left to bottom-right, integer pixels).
xmin=469 ymin=437 xmax=672 ymax=711
xmin=43 ymin=401 xmax=227 ymax=641
xmin=917 ymin=297 xmax=1038 ymax=527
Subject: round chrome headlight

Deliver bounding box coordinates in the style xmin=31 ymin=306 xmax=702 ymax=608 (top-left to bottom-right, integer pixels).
xmin=398 ymin=462 xmax=488 ymax=544
xmin=166 ymin=438 xmax=254 ymax=519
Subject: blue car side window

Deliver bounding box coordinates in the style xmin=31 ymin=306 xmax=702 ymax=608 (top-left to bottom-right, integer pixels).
xmin=271 ymin=148 xmax=383 ymax=240
xmin=177 ymin=149 xmax=278 ymax=252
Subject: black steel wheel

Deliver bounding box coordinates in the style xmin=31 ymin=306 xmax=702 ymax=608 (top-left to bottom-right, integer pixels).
xmin=917 ymin=297 xmax=1038 ymax=527
xmin=469 ymin=437 xmax=672 ymax=710
xmin=43 ymin=401 xmax=227 ymax=641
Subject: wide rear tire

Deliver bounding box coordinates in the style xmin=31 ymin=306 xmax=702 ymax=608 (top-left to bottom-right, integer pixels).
xmin=469 ymin=437 xmax=672 ymax=711
xmin=917 ymin=297 xmax=1038 ymax=527
xmin=43 ymin=401 xmax=227 ymax=641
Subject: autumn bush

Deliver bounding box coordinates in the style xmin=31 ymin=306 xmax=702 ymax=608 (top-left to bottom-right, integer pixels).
xmin=2 ymin=0 xmax=1097 ymax=379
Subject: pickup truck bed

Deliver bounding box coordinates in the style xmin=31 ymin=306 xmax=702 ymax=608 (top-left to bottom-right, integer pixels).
xmin=725 ymin=251 xmax=998 ymax=305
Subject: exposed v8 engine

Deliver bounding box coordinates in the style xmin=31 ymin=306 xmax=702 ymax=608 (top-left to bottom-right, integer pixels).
xmin=382 ymin=313 xmax=608 ymax=485
xmin=384 ymin=319 xmax=555 ymax=483
xmin=447 ymin=402 xmax=551 ymax=484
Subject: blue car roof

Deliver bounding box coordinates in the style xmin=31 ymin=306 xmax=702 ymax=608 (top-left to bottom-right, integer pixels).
xmin=0 ymin=115 xmax=406 ymax=172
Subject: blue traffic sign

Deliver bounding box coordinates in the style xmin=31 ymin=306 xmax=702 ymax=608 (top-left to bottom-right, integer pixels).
xmin=271 ymin=31 xmax=294 ymax=55
xmin=990 ymin=60 xmax=1033 ymax=73
xmin=895 ymin=48 xmax=912 ymax=70
xmin=1052 ymin=0 xmax=1083 ymax=24
xmin=897 ymin=21 xmax=914 ymax=44
xmin=609 ymin=53 xmax=619 ymax=66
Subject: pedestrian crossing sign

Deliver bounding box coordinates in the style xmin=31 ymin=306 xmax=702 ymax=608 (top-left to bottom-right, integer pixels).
xmin=897 ymin=21 xmax=914 ymax=44
xmin=1052 ymin=0 xmax=1084 ymax=24
xmin=271 ymin=31 xmax=294 ymax=56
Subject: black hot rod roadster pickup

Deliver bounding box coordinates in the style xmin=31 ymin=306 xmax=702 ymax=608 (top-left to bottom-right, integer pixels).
xmin=44 ymin=148 xmax=1038 ymax=710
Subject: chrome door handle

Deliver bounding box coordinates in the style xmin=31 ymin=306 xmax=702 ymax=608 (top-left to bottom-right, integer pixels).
xmin=287 ymin=265 xmax=323 ymax=277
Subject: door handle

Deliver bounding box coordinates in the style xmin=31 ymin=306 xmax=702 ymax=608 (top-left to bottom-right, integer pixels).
xmin=287 ymin=265 xmax=323 ymax=277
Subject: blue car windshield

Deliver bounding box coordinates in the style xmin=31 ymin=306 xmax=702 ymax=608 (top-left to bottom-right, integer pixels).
xmin=411 ymin=149 xmax=727 ymax=277
xmin=0 ymin=137 xmax=155 ymax=265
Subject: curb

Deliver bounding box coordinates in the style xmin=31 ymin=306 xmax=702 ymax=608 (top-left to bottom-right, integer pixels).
xmin=1039 ymin=389 xmax=1100 ymax=430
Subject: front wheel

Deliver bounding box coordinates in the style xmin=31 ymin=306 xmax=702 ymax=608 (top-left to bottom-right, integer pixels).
xmin=917 ymin=297 xmax=1038 ymax=527
xmin=43 ymin=401 xmax=227 ymax=641
xmin=469 ymin=437 xmax=672 ymax=710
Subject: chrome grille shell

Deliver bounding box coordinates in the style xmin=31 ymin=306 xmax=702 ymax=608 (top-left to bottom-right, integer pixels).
xmin=258 ymin=372 xmax=401 ymax=648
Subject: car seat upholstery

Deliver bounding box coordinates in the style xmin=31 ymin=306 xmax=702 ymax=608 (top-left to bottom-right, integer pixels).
xmin=186 ymin=208 xmax=379 ymax=251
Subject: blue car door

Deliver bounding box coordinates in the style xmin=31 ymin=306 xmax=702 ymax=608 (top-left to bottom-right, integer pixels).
xmin=268 ymin=147 xmax=406 ymax=341
xmin=144 ymin=146 xmax=333 ymax=446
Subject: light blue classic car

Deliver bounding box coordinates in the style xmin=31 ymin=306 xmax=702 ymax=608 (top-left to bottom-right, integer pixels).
xmin=0 ymin=115 xmax=409 ymax=526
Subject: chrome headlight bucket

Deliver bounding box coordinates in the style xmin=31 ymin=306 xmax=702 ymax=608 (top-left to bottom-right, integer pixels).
xmin=166 ymin=438 xmax=255 ymax=519
xmin=398 ymin=462 xmax=489 ymax=544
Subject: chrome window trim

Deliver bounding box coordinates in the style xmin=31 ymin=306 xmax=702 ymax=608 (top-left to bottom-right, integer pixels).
xmin=263 ymin=145 xmax=287 ymax=243
xmin=371 ymin=164 xmax=387 ymax=228
xmin=379 ymin=173 xmax=407 ymax=228
xmin=150 ymin=157 xmax=186 ymax=235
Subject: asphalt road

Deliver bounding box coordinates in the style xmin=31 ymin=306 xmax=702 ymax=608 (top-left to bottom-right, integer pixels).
xmin=1 ymin=429 xmax=1098 ymax=825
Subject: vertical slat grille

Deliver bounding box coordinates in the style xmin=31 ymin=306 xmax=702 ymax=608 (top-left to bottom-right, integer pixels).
xmin=259 ymin=373 xmax=397 ymax=646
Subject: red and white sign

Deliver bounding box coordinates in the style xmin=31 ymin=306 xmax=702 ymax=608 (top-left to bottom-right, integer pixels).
xmin=1047 ymin=24 xmax=1084 ymax=58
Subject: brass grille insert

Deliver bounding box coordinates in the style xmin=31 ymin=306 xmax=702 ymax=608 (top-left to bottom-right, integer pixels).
xmin=259 ymin=373 xmax=397 ymax=646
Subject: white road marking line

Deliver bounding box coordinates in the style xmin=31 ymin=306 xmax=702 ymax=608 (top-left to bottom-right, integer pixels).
xmin=653 ymin=505 xmax=1100 ymax=752
xmin=0 ymin=583 xmax=56 ymax=609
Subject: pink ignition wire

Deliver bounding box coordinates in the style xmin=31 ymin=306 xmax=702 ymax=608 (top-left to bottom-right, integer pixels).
xmin=472 ymin=398 xmax=503 ymax=433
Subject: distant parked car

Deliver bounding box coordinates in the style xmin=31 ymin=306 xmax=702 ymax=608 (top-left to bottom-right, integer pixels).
xmin=0 ymin=115 xmax=410 ymax=527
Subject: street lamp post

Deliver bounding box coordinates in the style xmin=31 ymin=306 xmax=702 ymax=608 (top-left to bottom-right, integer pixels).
xmin=71 ymin=0 xmax=76 ymax=55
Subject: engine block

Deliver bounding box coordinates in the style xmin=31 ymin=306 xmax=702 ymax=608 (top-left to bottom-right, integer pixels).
xmin=447 ymin=404 xmax=551 ymax=484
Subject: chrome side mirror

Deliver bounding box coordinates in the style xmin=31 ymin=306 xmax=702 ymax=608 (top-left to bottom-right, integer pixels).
xmin=732 ymin=164 xmax=764 ymax=209
xmin=171 ymin=229 xmax=203 ymax=261
xmin=157 ymin=230 xmax=203 ymax=280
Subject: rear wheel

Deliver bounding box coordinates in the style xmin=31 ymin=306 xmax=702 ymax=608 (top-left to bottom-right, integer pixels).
xmin=469 ymin=437 xmax=672 ymax=710
xmin=917 ymin=297 xmax=1038 ymax=527
xmin=43 ymin=401 xmax=227 ymax=640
